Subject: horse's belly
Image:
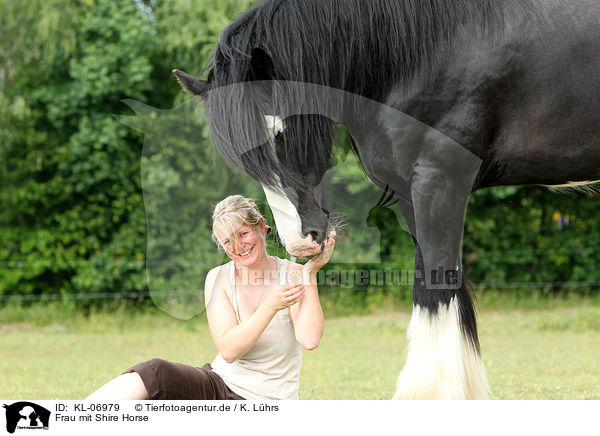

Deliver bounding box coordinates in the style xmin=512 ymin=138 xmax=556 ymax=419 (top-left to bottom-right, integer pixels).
xmin=492 ymin=59 xmax=600 ymax=183
xmin=480 ymin=4 xmax=600 ymax=185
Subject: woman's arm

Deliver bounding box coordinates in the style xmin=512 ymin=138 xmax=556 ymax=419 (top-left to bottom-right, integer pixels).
xmin=290 ymin=232 xmax=336 ymax=350
xmin=205 ymin=267 xmax=305 ymax=363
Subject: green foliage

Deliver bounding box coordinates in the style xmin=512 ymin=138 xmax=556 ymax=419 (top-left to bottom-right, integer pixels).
xmin=1 ymin=0 xmax=599 ymax=310
xmin=116 ymin=98 xmax=264 ymax=318
xmin=465 ymin=186 xmax=600 ymax=297
xmin=153 ymin=0 xmax=256 ymax=76
xmin=1 ymin=0 xmax=154 ymax=298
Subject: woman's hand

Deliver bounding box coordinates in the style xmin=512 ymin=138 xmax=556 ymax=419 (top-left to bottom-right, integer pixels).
xmin=304 ymin=231 xmax=336 ymax=276
xmin=288 ymin=231 xmax=334 ymax=349
xmin=267 ymin=283 xmax=306 ymax=312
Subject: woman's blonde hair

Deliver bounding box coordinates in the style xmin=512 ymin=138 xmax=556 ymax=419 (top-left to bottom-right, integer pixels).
xmin=211 ymin=195 xmax=272 ymax=251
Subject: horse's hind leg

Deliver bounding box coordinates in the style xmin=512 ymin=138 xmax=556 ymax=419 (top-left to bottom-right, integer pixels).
xmin=390 ymin=162 xmax=488 ymax=400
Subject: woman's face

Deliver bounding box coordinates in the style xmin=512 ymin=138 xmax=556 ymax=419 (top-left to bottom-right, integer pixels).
xmin=215 ymin=221 xmax=267 ymax=267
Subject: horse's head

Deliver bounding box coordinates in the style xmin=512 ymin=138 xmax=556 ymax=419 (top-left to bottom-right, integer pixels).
xmin=173 ymin=49 xmax=334 ymax=258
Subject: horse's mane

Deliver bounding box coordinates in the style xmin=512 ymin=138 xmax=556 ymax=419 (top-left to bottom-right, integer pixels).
xmin=203 ymin=0 xmax=528 ymax=192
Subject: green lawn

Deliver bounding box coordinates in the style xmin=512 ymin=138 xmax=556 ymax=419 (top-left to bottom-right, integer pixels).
xmin=1 ymin=305 xmax=599 ymax=399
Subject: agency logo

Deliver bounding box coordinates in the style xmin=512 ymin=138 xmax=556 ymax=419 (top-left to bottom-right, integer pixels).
xmin=3 ymin=402 xmax=50 ymax=434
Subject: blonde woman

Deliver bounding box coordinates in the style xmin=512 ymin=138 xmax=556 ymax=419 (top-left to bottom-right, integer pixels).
xmin=86 ymin=195 xmax=335 ymax=400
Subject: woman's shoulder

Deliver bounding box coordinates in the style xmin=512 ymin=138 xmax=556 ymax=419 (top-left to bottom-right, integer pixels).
xmin=206 ymin=261 xmax=233 ymax=279
xmin=205 ymin=262 xmax=233 ymax=296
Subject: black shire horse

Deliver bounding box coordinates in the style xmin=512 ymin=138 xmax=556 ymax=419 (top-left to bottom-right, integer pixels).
xmin=174 ymin=0 xmax=600 ymax=399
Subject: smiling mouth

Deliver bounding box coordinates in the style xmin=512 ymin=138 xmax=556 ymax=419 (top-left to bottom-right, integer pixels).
xmin=238 ymin=246 xmax=253 ymax=257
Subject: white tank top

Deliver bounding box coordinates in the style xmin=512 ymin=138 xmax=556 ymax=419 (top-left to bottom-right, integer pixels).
xmin=211 ymin=258 xmax=303 ymax=400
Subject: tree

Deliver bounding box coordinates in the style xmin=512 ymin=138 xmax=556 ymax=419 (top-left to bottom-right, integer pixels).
xmin=0 ymin=0 xmax=154 ymax=298
xmin=0 ymin=0 xmax=261 ymax=308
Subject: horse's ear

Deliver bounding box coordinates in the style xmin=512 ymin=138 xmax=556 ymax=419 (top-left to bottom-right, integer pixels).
xmin=250 ymin=48 xmax=275 ymax=80
xmin=172 ymin=69 xmax=209 ymax=99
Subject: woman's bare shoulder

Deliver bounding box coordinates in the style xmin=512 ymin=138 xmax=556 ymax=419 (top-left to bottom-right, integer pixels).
xmin=207 ymin=262 xmax=231 ymax=278
xmin=204 ymin=263 xmax=231 ymax=302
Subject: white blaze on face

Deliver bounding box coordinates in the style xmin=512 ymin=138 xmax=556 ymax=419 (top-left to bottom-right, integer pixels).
xmin=264 ymin=115 xmax=283 ymax=137
xmin=262 ymin=115 xmax=321 ymax=257
xmin=262 ymin=185 xmax=321 ymax=258
xmin=262 ymin=185 xmax=301 ymax=245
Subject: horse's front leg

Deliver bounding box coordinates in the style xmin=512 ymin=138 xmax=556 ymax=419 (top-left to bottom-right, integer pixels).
xmin=392 ymin=163 xmax=489 ymax=400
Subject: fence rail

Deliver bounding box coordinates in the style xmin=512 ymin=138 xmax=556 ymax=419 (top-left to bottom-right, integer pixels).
xmin=1 ymin=280 xmax=599 ymax=302
xmin=0 ymin=290 xmax=198 ymax=302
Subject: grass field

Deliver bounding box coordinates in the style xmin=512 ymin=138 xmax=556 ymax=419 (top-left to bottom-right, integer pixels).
xmin=1 ymin=303 xmax=599 ymax=399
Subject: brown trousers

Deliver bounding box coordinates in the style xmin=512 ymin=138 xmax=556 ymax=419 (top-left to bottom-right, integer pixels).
xmin=124 ymin=358 xmax=245 ymax=400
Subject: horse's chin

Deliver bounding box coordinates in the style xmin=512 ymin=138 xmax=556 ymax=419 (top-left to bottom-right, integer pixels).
xmin=286 ymin=243 xmax=322 ymax=259
xmin=280 ymin=233 xmax=322 ymax=258
xmin=288 ymin=249 xmax=322 ymax=259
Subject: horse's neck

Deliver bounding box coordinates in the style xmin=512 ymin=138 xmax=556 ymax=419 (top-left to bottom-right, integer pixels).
xmin=342 ymin=0 xmax=516 ymax=100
